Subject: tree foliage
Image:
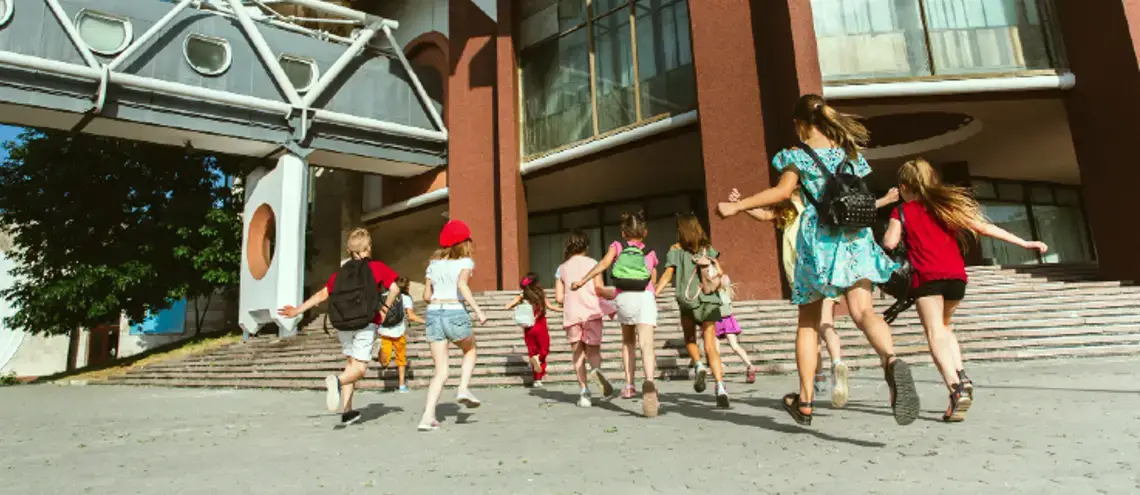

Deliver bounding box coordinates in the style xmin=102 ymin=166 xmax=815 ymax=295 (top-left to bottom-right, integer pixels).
xmin=0 ymin=129 xmax=257 ymax=335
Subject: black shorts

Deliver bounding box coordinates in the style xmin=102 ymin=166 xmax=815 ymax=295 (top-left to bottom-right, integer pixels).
xmin=914 ymin=279 xmax=967 ymax=301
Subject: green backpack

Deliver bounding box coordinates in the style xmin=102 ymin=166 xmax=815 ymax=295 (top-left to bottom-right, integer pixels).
xmin=611 ymin=242 xmax=651 ymax=291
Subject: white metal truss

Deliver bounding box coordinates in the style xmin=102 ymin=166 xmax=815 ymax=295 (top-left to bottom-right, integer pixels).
xmin=1 ymin=0 xmax=448 ymax=145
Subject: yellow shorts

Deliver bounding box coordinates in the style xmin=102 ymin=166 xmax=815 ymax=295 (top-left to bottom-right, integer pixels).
xmin=378 ymin=335 xmax=407 ymax=367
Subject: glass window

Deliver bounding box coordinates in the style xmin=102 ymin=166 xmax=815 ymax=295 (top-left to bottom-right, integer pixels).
xmin=521 ymin=29 xmax=592 ymax=155
xmin=921 ymin=0 xmax=1053 ymax=74
xmin=520 ymin=0 xmax=587 ymax=48
xmin=76 ymin=10 xmax=132 ymax=56
xmin=1030 ymin=185 xmax=1053 ymax=204
xmin=1032 ymin=205 xmax=1093 ymax=263
xmin=603 ymin=202 xmax=643 ymax=223
xmin=647 ymin=194 xmax=692 ymax=217
xmin=529 ymin=214 xmax=561 ymax=235
xmin=635 ymin=0 xmax=696 ymax=117
xmin=1055 ymin=188 xmax=1080 ymax=206
xmin=183 ymin=34 xmax=232 ymax=76
xmin=593 ymin=0 xmax=630 ymax=16
xmin=279 ymin=55 xmax=318 ymax=93
xmin=562 ymin=209 xmax=598 ymax=229
xmin=996 ymin=182 xmax=1024 ymax=201
xmin=811 ymin=0 xmax=930 ymax=81
xmin=980 ymin=202 xmax=1038 ymax=265
xmin=594 ymin=10 xmax=637 ymax=133
xmin=972 ymin=179 xmax=997 ymax=199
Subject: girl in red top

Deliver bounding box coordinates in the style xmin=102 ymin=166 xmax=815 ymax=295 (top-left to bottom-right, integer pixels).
xmin=883 ymin=159 xmax=1047 ymax=423
xmin=505 ymin=273 xmax=561 ymax=387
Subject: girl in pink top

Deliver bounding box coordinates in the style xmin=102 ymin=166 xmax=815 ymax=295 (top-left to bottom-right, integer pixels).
xmin=555 ymin=231 xmax=617 ymax=408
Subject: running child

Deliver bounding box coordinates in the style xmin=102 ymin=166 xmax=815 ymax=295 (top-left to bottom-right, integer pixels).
xmin=710 ymin=275 xmax=758 ymax=385
xmin=377 ymin=277 xmax=422 ymax=393
xmin=883 ymin=158 xmax=1047 ymax=422
xmin=655 ymin=213 xmax=731 ymax=408
xmin=504 ymin=273 xmax=562 ymax=388
xmin=418 ymin=220 xmax=489 ymax=432
xmin=572 ymin=211 xmax=660 ymax=417
xmin=555 ymin=230 xmax=616 ymax=407
xmin=278 ymin=228 xmax=400 ymax=426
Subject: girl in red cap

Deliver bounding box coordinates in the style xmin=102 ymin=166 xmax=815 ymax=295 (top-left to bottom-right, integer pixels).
xmin=418 ymin=220 xmax=489 ymax=432
xmin=504 ymin=272 xmax=561 ymax=387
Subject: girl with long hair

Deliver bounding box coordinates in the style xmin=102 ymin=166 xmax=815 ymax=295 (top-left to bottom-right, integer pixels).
xmin=883 ymin=159 xmax=1047 ymax=422
xmin=505 ymin=273 xmax=562 ymax=387
xmin=717 ymin=94 xmax=919 ymax=427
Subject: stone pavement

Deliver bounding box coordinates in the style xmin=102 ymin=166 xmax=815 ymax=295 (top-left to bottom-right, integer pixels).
xmin=2 ymin=358 xmax=1139 ymax=495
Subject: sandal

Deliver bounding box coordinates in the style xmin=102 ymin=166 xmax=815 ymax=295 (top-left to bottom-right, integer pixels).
xmin=943 ymin=383 xmax=972 ymax=423
xmin=746 ymin=366 xmax=756 ymax=384
xmin=642 ymin=381 xmax=660 ymax=418
xmin=958 ymin=370 xmax=975 ymax=400
xmin=782 ymin=393 xmax=813 ymax=426
xmin=885 ymin=356 xmax=920 ymax=426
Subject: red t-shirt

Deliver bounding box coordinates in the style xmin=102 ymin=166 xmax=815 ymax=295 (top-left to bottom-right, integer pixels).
xmin=891 ymin=201 xmax=968 ymax=287
xmin=325 ymin=260 xmax=400 ymax=326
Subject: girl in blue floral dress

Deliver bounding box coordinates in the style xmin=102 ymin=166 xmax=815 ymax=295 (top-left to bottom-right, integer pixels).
xmin=717 ymin=94 xmax=920 ymax=427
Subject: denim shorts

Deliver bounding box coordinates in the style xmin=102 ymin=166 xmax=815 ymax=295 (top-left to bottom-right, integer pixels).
xmin=425 ymin=308 xmax=472 ymax=343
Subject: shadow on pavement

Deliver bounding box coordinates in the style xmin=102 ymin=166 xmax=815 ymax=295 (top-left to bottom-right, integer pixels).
xmin=849 ymin=376 xmax=1140 ymax=395
xmin=437 ymin=403 xmax=476 ymax=426
xmin=529 ymin=388 xmax=648 ymax=418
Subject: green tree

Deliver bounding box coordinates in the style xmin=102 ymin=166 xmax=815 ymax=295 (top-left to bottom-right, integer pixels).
xmin=0 ymin=129 xmax=257 ymax=336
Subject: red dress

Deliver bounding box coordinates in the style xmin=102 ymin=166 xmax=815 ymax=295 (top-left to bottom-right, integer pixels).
xmin=523 ymin=307 xmax=550 ymax=381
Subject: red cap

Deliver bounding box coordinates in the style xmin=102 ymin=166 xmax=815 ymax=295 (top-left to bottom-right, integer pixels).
xmin=439 ymin=220 xmax=471 ymax=248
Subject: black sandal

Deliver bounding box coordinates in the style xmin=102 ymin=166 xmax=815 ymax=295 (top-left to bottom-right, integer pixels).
xmin=782 ymin=393 xmax=813 ymax=426
xmin=884 ymin=356 xmax=920 ymax=426
xmin=958 ymin=370 xmax=975 ymax=400
xmin=943 ymin=382 xmax=973 ymax=423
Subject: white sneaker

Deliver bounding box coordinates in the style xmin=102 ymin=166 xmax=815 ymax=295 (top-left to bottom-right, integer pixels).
xmin=324 ymin=375 xmax=341 ymax=412
xmin=533 ymin=380 xmax=544 ymax=388
xmin=577 ymin=391 xmax=592 ymax=408
xmin=831 ymin=361 xmax=850 ymax=409
xmin=457 ymin=391 xmax=481 ymax=409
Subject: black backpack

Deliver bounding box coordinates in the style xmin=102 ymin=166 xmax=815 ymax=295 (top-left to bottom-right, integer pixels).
xmin=380 ymin=292 xmax=405 ymax=327
xmin=796 ymin=143 xmax=876 ymax=229
xmin=327 ymin=259 xmax=381 ymax=331
xmin=880 ymin=205 xmax=914 ymax=300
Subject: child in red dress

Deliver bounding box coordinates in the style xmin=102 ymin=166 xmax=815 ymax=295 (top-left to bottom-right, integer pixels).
xmin=505 ymin=273 xmax=562 ymax=387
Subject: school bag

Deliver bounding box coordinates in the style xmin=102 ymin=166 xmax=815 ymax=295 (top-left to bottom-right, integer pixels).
xmin=611 ymin=242 xmax=652 ymax=291
xmin=880 ymin=204 xmax=914 ymax=300
xmin=327 ymin=259 xmax=382 ymax=331
xmin=514 ymin=301 xmax=536 ymax=327
xmin=380 ymin=291 xmax=405 ymax=327
xmin=678 ymin=247 xmax=723 ymax=310
xmin=796 ymin=143 xmax=876 ymax=229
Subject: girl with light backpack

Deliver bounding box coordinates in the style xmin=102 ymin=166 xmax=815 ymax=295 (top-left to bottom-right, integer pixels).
xmin=504 ymin=272 xmax=562 ymax=388
xmin=656 ymin=213 xmax=732 ymax=408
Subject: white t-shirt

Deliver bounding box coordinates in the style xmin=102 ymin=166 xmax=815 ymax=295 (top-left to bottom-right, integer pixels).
xmin=377 ymin=294 xmax=414 ymax=339
xmin=426 ymin=258 xmax=475 ymax=308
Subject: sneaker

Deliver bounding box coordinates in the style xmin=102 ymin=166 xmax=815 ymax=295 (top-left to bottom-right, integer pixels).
xmin=533 ymin=380 xmax=544 ymax=388
xmin=594 ymin=369 xmax=615 ymax=397
xmin=324 ymin=375 xmax=341 ymax=412
xmin=577 ymin=391 xmax=593 ymax=408
xmin=398 ymin=385 xmax=409 ymax=394
xmin=457 ymin=391 xmax=482 ymax=409
xmin=642 ymin=381 xmax=659 ymax=418
xmin=340 ymin=410 xmax=361 ymax=425
xmin=746 ymin=366 xmax=756 ymax=384
xmin=887 ymin=358 xmax=920 ymax=426
xmin=715 ymin=383 xmax=730 ymax=409
xmin=417 ymin=419 xmax=440 ymax=432
xmin=694 ymin=365 xmax=708 ymax=393
xmin=620 ymin=384 xmax=636 ymax=399
xmin=831 ymin=361 xmax=850 ymax=409
xmin=813 ymin=373 xmax=829 ymax=395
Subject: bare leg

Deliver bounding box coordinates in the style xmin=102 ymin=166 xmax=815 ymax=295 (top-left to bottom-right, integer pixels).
xmin=844 ymin=281 xmax=896 ymax=363
xmin=573 ymin=342 xmax=589 ymax=390
xmin=420 ymin=341 xmax=450 ymax=425
xmin=943 ymin=300 xmax=964 ymax=372
xmin=819 ymin=300 xmax=843 ymax=364
xmin=795 ymin=302 xmax=823 ymax=406
xmin=586 ymin=344 xmax=603 ymax=371
xmin=621 ymin=325 xmax=637 ymax=386
xmin=455 ymin=336 xmax=478 ymax=395
xmin=398 ymin=365 xmax=406 ymax=388
xmin=681 ymin=315 xmax=702 ymax=364
xmin=339 ymin=357 xmax=366 ymax=412
xmin=636 ymin=323 xmax=657 ymax=383
xmin=702 ymin=321 xmax=724 ymax=383
xmin=916 ymin=296 xmax=961 ymax=390
xmin=725 ymin=334 xmax=753 ymax=368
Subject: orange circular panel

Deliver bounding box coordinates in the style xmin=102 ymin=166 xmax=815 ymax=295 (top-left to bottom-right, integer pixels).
xmin=246 ymin=204 xmax=276 ymax=280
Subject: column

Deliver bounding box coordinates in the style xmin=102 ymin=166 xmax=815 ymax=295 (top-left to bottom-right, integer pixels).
xmin=496 ymin=0 xmax=528 ymax=287
xmin=1054 ymin=2 xmax=1140 ymax=280
xmin=690 ymin=0 xmax=823 ymax=300
xmin=448 ymin=0 xmax=527 ymax=291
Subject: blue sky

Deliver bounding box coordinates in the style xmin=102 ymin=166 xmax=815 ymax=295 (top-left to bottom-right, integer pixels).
xmin=0 ymin=124 xmax=22 ymax=161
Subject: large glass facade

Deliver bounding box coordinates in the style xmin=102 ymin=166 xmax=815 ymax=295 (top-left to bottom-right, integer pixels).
xmin=520 ymin=0 xmax=696 ymax=157
xmin=973 ymin=178 xmax=1094 ymax=266
xmin=811 ymin=0 xmax=1063 ymax=82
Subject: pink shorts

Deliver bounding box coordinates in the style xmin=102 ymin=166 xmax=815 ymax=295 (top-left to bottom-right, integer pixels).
xmin=565 ymin=319 xmax=604 ymax=346
xmin=715 ymin=315 xmax=742 ymax=339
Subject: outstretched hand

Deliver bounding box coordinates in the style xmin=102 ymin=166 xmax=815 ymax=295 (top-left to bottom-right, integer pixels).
xmin=277 ymin=305 xmax=301 ymax=318
xmin=1024 ymin=241 xmax=1049 ymax=253
xmin=884 ymin=187 xmax=900 ymax=204
xmin=716 ymin=202 xmax=738 ymax=218
xmin=728 ymin=188 xmax=742 ymax=203
xmin=570 ymin=281 xmax=585 ymax=291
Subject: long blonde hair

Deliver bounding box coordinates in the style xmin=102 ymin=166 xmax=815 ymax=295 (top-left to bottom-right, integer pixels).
xmin=898 ymin=159 xmax=985 ymax=244
xmin=792 ymin=94 xmax=869 ymax=160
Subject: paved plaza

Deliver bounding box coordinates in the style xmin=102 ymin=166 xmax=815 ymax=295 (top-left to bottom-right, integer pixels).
xmin=2 ymin=358 xmax=1139 ymax=494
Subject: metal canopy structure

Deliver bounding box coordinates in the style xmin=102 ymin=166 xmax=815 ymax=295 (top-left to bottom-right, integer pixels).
xmin=0 ymin=0 xmax=446 ymax=337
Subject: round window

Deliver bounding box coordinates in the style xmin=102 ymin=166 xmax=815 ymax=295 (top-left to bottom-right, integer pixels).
xmin=279 ymin=55 xmax=319 ymax=93
xmin=246 ymin=204 xmax=276 ymax=280
xmin=75 ymin=10 xmax=132 ymax=55
xmin=183 ymin=34 xmax=232 ymax=76
xmin=0 ymin=0 xmax=13 ymax=27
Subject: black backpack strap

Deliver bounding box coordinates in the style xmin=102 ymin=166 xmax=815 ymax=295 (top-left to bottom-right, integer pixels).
xmin=794 ymin=143 xmax=834 ymax=208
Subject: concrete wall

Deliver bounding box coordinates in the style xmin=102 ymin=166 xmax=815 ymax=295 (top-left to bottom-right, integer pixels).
xmin=375 ymin=0 xmax=449 ymax=48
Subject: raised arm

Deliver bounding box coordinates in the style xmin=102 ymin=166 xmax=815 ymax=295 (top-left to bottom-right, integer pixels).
xmin=545 ymin=297 xmax=563 ymax=312
xmin=572 ymin=245 xmax=618 ymax=290
xmin=718 ymin=169 xmax=799 ymax=217
xmin=876 ymin=187 xmax=900 ymax=209
xmin=655 ymin=265 xmax=675 ymax=296
xmin=969 ymin=219 xmax=1049 ymax=253
xmin=503 ymin=294 xmax=524 ymax=310
xmin=458 ymin=268 xmax=488 ymax=324
xmin=882 ymin=218 xmax=903 ymax=251
xmin=405 ymin=305 xmax=425 ymax=324
xmin=277 ymin=287 xmax=329 ymax=318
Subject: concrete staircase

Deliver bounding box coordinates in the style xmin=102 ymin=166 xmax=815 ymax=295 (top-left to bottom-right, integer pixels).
xmin=104 ymin=264 xmax=1140 ymax=390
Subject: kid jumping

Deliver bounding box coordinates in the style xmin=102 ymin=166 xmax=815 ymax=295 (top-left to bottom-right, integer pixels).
xmin=572 ymin=211 xmax=660 ymax=417
xmin=377 ymin=277 xmax=422 ymax=393
xmin=505 ymin=273 xmax=562 ymax=388
xmin=883 ymin=158 xmax=1047 ymax=422
xmin=278 ymin=228 xmax=400 ymax=426
xmin=555 ymin=230 xmax=616 ymax=407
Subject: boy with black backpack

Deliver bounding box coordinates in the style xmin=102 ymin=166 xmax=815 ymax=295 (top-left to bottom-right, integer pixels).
xmin=278 ymin=228 xmax=400 ymax=425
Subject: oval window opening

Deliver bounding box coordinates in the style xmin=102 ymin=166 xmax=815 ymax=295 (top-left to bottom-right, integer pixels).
xmin=0 ymin=0 xmax=13 ymax=27
xmin=279 ymin=55 xmax=318 ymax=93
xmin=246 ymin=204 xmax=276 ymax=280
xmin=75 ymin=10 xmax=132 ymax=55
xmin=184 ymin=34 xmax=232 ymax=76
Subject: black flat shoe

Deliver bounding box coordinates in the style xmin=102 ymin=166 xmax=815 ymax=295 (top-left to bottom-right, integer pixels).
xmin=782 ymin=393 xmax=813 ymax=426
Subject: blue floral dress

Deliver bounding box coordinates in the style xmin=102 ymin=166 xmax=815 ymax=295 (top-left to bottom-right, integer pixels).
xmin=772 ymin=147 xmax=897 ymax=305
